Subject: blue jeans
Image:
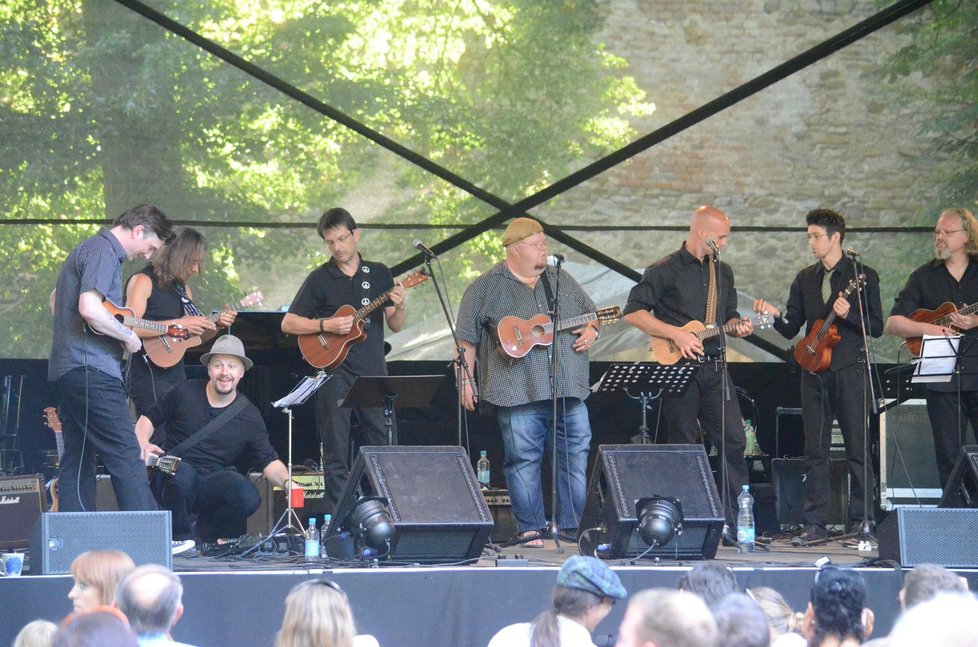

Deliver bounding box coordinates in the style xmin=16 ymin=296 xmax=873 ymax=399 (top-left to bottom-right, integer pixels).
xmin=54 ymin=367 xmax=157 ymax=512
xmin=497 ymin=398 xmax=591 ymax=532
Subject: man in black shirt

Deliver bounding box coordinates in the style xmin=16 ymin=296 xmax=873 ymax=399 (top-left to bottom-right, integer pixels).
xmin=281 ymin=208 xmax=406 ymax=511
xmin=754 ymin=209 xmax=883 ymax=544
xmin=136 ymin=335 xmax=295 ymax=544
xmin=623 ymin=205 xmax=752 ymax=529
xmin=886 ymin=207 xmax=978 ymax=488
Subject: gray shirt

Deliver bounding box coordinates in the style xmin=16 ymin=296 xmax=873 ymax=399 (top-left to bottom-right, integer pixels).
xmin=456 ymin=263 xmax=595 ymax=408
xmin=49 ymin=229 xmax=128 ymax=381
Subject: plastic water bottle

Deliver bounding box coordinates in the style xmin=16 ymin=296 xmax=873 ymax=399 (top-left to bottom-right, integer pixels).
xmin=477 ymin=450 xmax=490 ymax=487
xmin=736 ymin=485 xmax=755 ymax=553
xmin=304 ymin=517 xmax=320 ymax=559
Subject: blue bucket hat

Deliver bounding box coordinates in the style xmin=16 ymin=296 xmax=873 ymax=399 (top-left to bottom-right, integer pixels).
xmin=556 ymin=555 xmax=627 ymax=599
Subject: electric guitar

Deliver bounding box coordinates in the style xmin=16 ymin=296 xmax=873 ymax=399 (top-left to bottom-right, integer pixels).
xmin=792 ymin=275 xmax=866 ymax=373
xmin=297 ymin=270 xmax=429 ymax=370
xmin=496 ymin=306 xmax=622 ymax=359
xmin=42 ymin=407 xmax=64 ymax=512
xmin=905 ymin=301 xmax=978 ymax=357
xmin=649 ymin=312 xmax=775 ymax=365
xmin=142 ymin=291 xmax=264 ymax=368
xmin=95 ymin=299 xmax=193 ymax=340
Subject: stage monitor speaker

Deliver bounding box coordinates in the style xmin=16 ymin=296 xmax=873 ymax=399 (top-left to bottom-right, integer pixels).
xmin=29 ymin=510 xmax=172 ymax=574
xmin=0 ymin=475 xmax=44 ymax=550
xmin=577 ymin=444 xmax=724 ymax=560
xmin=326 ymin=446 xmax=493 ymax=564
xmin=938 ymin=445 xmax=978 ymax=508
xmin=880 ymin=399 xmax=942 ymax=509
xmin=877 ymin=507 xmax=978 ymax=567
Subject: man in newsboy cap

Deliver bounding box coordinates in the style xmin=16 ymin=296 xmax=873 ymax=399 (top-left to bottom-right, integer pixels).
xmin=488 ymin=555 xmax=627 ymax=646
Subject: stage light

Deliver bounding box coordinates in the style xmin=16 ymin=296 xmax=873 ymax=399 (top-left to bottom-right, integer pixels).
xmin=349 ymin=497 xmax=394 ymax=551
xmin=635 ymin=496 xmax=683 ymax=548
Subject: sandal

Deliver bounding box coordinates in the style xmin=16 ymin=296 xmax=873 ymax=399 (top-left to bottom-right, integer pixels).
xmin=520 ymin=530 xmax=544 ymax=548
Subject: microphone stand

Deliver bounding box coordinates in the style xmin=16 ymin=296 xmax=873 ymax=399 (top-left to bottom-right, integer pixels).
xmin=849 ymin=251 xmax=878 ymax=542
xmin=548 ymin=259 xmax=564 ymax=553
xmin=419 ymin=252 xmax=470 ymax=447
xmin=711 ymin=245 xmax=732 ymax=528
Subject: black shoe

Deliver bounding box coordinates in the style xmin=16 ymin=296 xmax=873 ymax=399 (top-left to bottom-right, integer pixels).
xmin=849 ymin=521 xmax=875 ymax=536
xmin=791 ymin=524 xmax=830 ymax=547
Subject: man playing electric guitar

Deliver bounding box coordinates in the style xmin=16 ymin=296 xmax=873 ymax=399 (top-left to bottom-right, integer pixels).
xmin=754 ymin=209 xmax=883 ymax=545
xmin=281 ymin=208 xmax=406 ymax=512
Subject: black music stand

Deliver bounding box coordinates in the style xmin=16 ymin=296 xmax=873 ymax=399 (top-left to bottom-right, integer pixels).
xmin=596 ymin=362 xmax=699 ymax=444
xmin=340 ymin=375 xmax=444 ymax=445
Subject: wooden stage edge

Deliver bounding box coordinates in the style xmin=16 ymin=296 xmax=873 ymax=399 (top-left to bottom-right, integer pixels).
xmin=4 ymin=537 xmax=978 ymax=647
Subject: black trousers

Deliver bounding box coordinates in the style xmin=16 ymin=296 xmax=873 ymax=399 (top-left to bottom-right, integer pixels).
xmin=661 ymin=361 xmax=749 ymax=525
xmin=924 ymin=389 xmax=978 ymax=487
xmin=800 ymin=362 xmax=875 ymax=527
xmin=315 ymin=368 xmax=393 ymax=511
xmin=151 ymin=464 xmax=260 ymax=541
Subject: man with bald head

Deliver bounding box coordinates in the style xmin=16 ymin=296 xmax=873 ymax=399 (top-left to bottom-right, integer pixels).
xmin=623 ymin=205 xmax=752 ymax=532
xmin=116 ymin=564 xmax=194 ymax=646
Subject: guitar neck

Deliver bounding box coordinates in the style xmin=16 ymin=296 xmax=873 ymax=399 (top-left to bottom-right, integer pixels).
xmin=554 ymin=312 xmax=598 ymax=334
xmin=207 ymin=298 xmax=249 ymax=324
xmin=698 ymin=319 xmax=742 ymax=341
xmin=120 ymin=316 xmax=168 ymax=334
xmin=935 ymin=302 xmax=978 ymax=328
xmin=355 ymin=285 xmax=402 ymax=322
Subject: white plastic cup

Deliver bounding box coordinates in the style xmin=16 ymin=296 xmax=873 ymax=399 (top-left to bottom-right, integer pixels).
xmin=1 ymin=552 xmax=24 ymax=577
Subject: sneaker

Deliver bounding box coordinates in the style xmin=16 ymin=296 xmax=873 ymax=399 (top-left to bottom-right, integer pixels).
xmin=171 ymin=539 xmax=196 ymax=556
xmin=791 ymin=524 xmax=830 ymax=547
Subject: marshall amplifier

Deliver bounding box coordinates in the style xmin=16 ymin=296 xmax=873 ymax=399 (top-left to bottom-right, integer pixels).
xmin=247 ymin=472 xmax=330 ymax=534
xmin=0 ymin=475 xmax=45 ymax=550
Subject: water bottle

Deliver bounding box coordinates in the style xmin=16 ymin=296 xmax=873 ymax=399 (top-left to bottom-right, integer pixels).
xmin=304 ymin=517 xmax=320 ymax=559
xmin=736 ymin=485 xmax=755 ymax=553
xmin=476 ymin=450 xmax=490 ymax=487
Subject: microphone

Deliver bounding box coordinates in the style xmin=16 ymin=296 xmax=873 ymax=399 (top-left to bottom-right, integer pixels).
xmin=706 ymin=239 xmax=719 ymax=255
xmin=547 ymin=254 xmax=566 ymax=266
xmin=845 ymin=247 xmax=861 ymax=258
xmin=413 ymin=239 xmax=437 ymax=258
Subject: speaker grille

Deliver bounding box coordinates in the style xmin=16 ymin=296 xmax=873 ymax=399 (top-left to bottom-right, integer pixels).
xmin=30 ymin=511 xmax=172 ymax=574
xmin=897 ymin=508 xmax=978 ymax=568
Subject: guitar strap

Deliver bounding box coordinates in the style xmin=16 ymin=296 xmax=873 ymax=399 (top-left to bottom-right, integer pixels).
xmin=172 ymin=282 xmax=205 ymax=317
xmin=541 ymin=272 xmax=556 ymax=315
xmin=164 ymin=394 xmax=250 ymax=458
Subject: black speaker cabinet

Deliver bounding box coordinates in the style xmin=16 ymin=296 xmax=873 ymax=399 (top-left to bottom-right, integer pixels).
xmin=326 ymin=446 xmax=493 ymax=564
xmin=938 ymin=446 xmax=978 ymax=508
xmin=877 ymin=507 xmax=978 ymax=567
xmin=29 ymin=511 xmax=172 ymax=574
xmin=577 ymin=444 xmax=724 ymax=560
xmin=880 ymin=399 xmax=942 ymax=508
xmin=772 ymin=457 xmax=849 ymax=525
xmin=0 ymin=475 xmax=44 ymax=550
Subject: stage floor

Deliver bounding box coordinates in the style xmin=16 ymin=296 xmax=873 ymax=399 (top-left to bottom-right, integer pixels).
xmin=8 ymin=531 xmax=975 ymax=647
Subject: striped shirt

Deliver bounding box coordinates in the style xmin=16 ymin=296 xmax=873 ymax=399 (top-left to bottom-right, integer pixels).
xmin=456 ymin=263 xmax=596 ymax=408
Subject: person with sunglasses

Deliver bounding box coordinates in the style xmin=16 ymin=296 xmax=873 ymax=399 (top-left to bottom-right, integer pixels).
xmin=275 ymin=578 xmax=379 ymax=647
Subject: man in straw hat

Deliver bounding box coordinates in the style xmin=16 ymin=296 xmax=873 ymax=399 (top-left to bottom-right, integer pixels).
xmin=456 ymin=217 xmax=600 ymax=547
xmin=136 ymin=334 xmax=298 ymax=551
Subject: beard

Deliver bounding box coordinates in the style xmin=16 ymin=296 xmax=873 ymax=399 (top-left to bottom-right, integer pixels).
xmin=935 ymin=246 xmax=951 ymax=261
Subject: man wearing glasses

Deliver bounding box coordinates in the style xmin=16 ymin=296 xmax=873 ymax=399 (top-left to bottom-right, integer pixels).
xmin=456 ymin=218 xmax=599 ymax=547
xmin=281 ymin=208 xmax=407 ymax=511
xmin=754 ymin=209 xmax=883 ymax=545
xmin=886 ymin=207 xmax=978 ymax=488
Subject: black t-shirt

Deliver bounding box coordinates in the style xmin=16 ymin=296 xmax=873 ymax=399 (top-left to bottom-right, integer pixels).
xmin=145 ymin=380 xmax=278 ymax=475
xmin=287 ymin=256 xmax=394 ymax=375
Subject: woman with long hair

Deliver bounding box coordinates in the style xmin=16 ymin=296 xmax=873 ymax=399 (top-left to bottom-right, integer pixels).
xmin=276 ymin=578 xmax=378 ymax=647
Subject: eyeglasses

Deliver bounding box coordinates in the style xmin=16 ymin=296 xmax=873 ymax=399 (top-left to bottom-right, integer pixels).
xmin=934 ymin=229 xmax=964 ymax=238
xmin=307 ymin=578 xmax=345 ymax=595
xmin=805 ymin=233 xmax=827 ymax=241
xmin=324 ymin=231 xmax=355 ymax=247
xmin=519 ymin=240 xmax=548 ymax=250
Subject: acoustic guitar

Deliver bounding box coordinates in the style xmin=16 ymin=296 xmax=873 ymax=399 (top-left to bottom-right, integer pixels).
xmin=649 ymin=312 xmax=775 ymax=365
xmin=96 ymin=299 xmax=192 ymax=340
xmin=496 ymin=306 xmax=622 ymax=359
xmin=904 ymin=301 xmax=978 ymax=357
xmin=298 ymin=270 xmax=429 ymax=370
xmin=792 ymin=275 xmax=865 ymax=373
xmin=142 ymin=291 xmax=264 ymax=368
xmin=42 ymin=407 xmax=64 ymax=512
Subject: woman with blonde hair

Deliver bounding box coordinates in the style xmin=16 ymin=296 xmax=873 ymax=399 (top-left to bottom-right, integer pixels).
xmin=276 ymin=578 xmax=378 ymax=647
xmin=12 ymin=619 xmax=58 ymax=647
xmin=66 ymin=550 xmax=136 ymax=613
xmin=747 ymin=587 xmax=806 ymax=646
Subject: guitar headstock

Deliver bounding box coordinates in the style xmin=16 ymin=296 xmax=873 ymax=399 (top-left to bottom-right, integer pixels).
xmin=43 ymin=406 xmax=62 ymax=432
xmin=399 ymin=270 xmax=430 ymax=290
xmin=844 ymin=274 xmax=867 ymax=295
xmin=752 ymin=312 xmax=775 ymax=330
xmin=596 ymin=306 xmax=622 ymax=324
xmin=239 ymin=291 xmax=264 ymax=309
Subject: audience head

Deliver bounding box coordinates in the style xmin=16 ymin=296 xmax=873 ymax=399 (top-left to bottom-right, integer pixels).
xmin=53 ymin=606 xmax=137 ymax=647
xmin=888 ymin=591 xmax=978 ymax=647
xmin=804 ymin=568 xmax=873 ymax=646
xmin=12 ymin=619 xmax=58 ymax=647
xmin=677 ymin=563 xmax=740 ymax=609
xmin=276 ymin=578 xmax=357 ymax=647
xmin=67 ymin=550 xmax=136 ymax=612
xmin=746 ymin=587 xmax=803 ymax=644
xmin=712 ymin=593 xmax=770 ymax=647
xmin=900 ymin=563 xmax=969 ymax=610
xmin=116 ymin=565 xmax=184 ymax=636
xmin=617 ymin=588 xmax=718 ymax=647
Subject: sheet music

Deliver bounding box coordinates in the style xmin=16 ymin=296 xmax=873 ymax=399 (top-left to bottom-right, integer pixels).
xmin=273 ymin=372 xmax=330 ymax=408
xmin=911 ymin=334 xmax=960 ymax=384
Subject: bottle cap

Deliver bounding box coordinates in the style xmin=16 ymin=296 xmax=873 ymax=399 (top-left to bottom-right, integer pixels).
xmin=480 ymin=450 xmax=487 ymax=456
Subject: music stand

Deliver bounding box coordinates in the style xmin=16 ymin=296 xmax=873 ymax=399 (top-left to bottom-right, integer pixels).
xmin=595 ymin=362 xmax=699 ymax=444
xmin=340 ymin=375 xmax=444 ymax=445
xmin=269 ymin=371 xmax=332 ymax=540
xmin=911 ymin=334 xmax=961 ymax=385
